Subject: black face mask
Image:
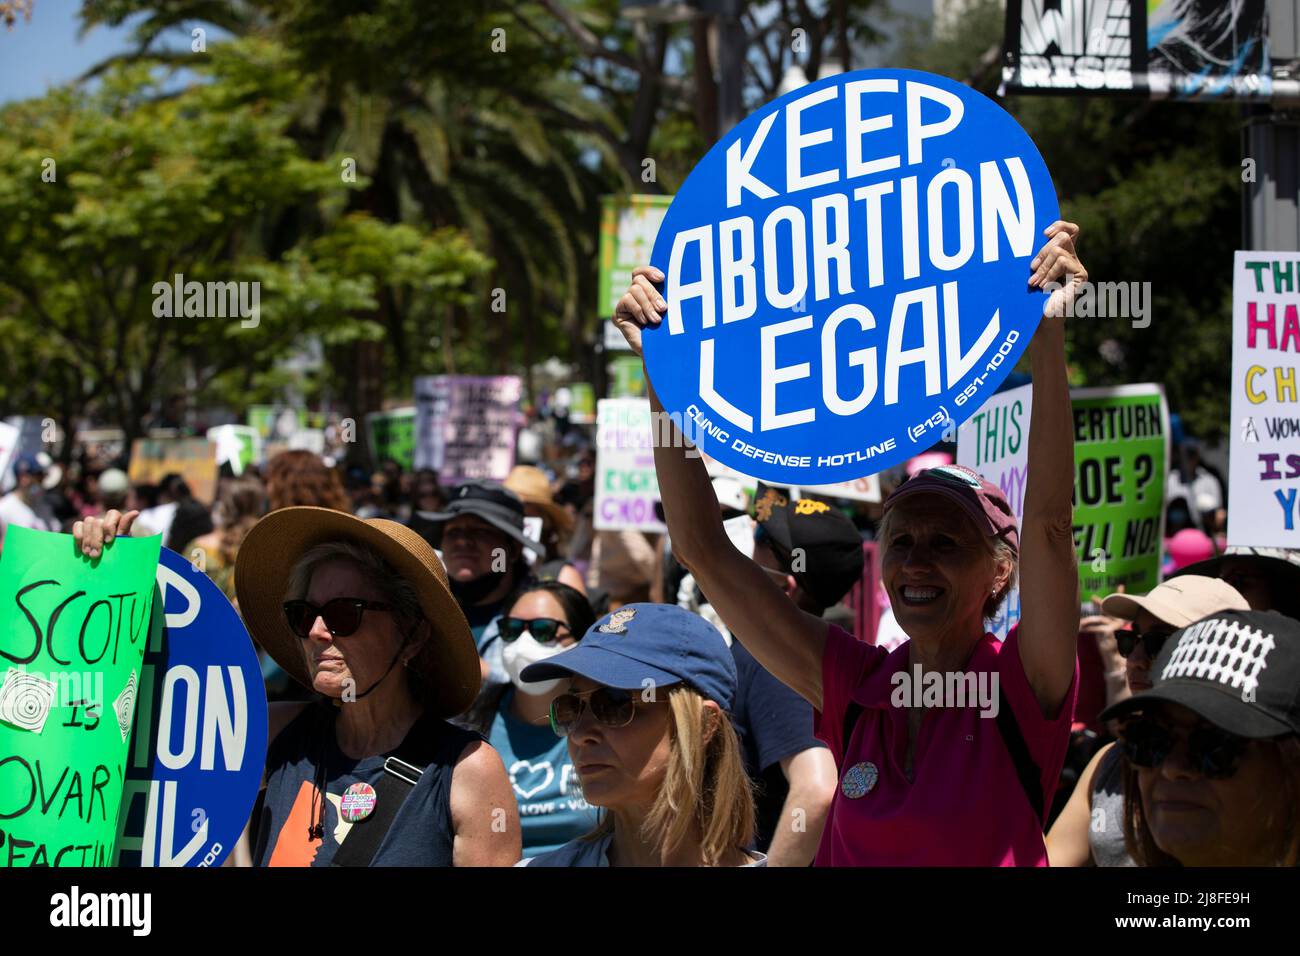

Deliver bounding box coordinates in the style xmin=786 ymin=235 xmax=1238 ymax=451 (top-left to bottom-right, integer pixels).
xmin=449 ymin=571 xmax=506 ymax=606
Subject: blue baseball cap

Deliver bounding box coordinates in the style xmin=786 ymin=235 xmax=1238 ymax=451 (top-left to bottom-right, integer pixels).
xmin=13 ymin=454 xmax=45 ymax=478
xmin=520 ymin=603 xmax=737 ymax=711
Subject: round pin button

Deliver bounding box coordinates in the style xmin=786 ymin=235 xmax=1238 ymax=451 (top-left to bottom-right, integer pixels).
xmin=341 ymin=781 xmax=377 ymax=822
xmin=840 ymin=761 xmax=879 ymax=799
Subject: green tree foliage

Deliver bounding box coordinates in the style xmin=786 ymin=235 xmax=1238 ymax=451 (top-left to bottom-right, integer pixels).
xmin=0 ymin=37 xmax=486 ymax=443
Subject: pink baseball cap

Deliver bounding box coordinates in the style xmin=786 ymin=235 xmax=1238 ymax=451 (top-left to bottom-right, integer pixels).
xmin=883 ymin=464 xmax=1019 ymax=555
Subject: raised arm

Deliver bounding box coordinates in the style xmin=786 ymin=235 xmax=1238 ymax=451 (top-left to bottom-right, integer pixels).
xmin=1018 ymin=221 xmax=1085 ymax=717
xmin=614 ymin=267 xmax=827 ymax=709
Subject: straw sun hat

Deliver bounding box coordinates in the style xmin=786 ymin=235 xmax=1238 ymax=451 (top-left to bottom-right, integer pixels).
xmin=234 ymin=506 xmax=480 ymax=716
xmin=504 ymin=465 xmax=574 ymax=533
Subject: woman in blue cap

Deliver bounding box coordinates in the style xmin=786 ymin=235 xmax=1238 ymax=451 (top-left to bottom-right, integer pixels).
xmin=519 ymin=603 xmax=763 ymax=867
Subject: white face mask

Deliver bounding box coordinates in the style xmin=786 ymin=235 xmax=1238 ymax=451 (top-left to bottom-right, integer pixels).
xmin=501 ymin=631 xmax=566 ymax=696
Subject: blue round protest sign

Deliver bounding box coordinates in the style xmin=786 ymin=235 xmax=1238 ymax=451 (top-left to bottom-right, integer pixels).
xmin=644 ymin=68 xmax=1058 ymax=484
xmin=116 ymin=547 xmax=267 ymax=867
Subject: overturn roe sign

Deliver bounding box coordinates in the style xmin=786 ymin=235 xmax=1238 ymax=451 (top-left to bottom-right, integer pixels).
xmin=644 ymin=69 xmax=1058 ymax=484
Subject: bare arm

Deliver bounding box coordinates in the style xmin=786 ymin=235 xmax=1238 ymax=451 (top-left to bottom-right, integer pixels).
xmin=1045 ymin=740 xmax=1112 ymax=867
xmin=450 ymin=740 xmax=521 ymax=866
xmin=1018 ymin=222 xmax=1085 ymax=717
xmin=765 ymin=747 xmax=838 ymax=867
xmin=615 ymin=266 xmax=827 ymax=708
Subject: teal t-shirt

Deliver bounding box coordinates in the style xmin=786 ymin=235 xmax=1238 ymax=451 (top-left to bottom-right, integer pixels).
xmin=489 ymin=689 xmax=599 ymax=856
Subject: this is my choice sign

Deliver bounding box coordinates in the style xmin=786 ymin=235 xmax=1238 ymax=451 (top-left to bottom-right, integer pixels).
xmin=644 ymin=69 xmax=1059 ymax=484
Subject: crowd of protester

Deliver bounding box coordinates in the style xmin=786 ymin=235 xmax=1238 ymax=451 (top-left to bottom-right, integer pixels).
xmin=12 ymin=221 xmax=1300 ymax=867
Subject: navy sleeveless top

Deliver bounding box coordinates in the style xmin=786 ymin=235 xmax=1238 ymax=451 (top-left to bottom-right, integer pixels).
xmin=253 ymin=702 xmax=481 ymax=867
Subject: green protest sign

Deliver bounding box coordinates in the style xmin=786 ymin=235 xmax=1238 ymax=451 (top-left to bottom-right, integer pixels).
xmin=0 ymin=526 xmax=163 ymax=867
xmin=609 ymin=355 xmax=646 ymax=398
xmin=1071 ymin=385 xmax=1169 ymax=598
xmin=367 ymin=408 xmax=416 ymax=472
xmin=598 ymin=195 xmax=673 ymax=351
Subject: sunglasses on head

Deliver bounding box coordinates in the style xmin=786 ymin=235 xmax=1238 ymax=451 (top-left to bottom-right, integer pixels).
xmin=1118 ymin=715 xmax=1250 ymax=780
xmin=499 ymin=617 xmax=571 ymax=644
xmin=1115 ymin=628 xmax=1173 ymax=659
xmin=283 ymin=598 xmax=392 ymax=639
xmin=549 ymin=687 xmax=639 ymax=737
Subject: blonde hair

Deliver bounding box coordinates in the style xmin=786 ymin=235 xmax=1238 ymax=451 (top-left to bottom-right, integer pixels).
xmin=876 ymin=506 xmax=1018 ymax=619
xmin=587 ymin=685 xmax=755 ymax=865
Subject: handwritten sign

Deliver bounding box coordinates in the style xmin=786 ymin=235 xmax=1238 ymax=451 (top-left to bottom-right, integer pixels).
xmin=1230 ymin=252 xmax=1300 ymax=547
xmin=643 ymin=68 xmax=1058 ymax=485
xmin=129 ymin=438 xmax=219 ymax=504
xmin=957 ymin=383 xmax=1167 ymax=637
xmin=1071 ymin=385 xmax=1168 ymax=598
xmin=0 ymin=526 xmax=162 ymax=867
xmin=366 ymin=408 xmax=416 ymax=472
xmin=116 ymin=548 xmax=267 ymax=868
xmin=958 ymin=383 xmax=1031 ymax=638
xmin=414 ymin=376 xmax=521 ymax=484
xmin=594 ymin=398 xmax=667 ymax=532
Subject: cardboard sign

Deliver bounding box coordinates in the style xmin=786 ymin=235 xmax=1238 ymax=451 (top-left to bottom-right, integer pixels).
xmin=128 ymin=438 xmax=219 ymax=504
xmin=643 ymin=68 xmax=1058 ymax=485
xmin=594 ymin=398 xmax=667 ymax=532
xmin=0 ymin=526 xmax=162 ymax=867
xmin=116 ymin=548 xmax=267 ymax=867
xmin=414 ymin=376 xmax=521 ymax=484
xmin=956 ymin=382 xmax=1167 ymax=638
xmin=599 ymin=195 xmax=674 ymax=351
xmin=367 ymin=408 xmax=416 ymax=472
xmin=1230 ymin=252 xmax=1300 ymax=546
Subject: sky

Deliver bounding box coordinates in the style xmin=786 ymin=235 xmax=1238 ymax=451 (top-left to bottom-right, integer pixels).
xmin=0 ymin=0 xmax=143 ymax=104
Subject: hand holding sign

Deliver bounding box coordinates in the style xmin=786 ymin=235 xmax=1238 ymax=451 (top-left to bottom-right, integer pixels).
xmin=1031 ymin=221 xmax=1087 ymax=319
xmin=612 ymin=266 xmax=668 ymax=358
xmin=71 ymin=509 xmax=140 ymax=560
xmin=636 ymin=68 xmax=1064 ymax=484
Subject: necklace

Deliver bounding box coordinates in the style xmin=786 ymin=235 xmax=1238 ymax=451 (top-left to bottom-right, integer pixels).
xmin=308 ymin=709 xmax=329 ymax=841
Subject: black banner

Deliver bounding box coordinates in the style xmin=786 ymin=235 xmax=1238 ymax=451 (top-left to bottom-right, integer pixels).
xmin=1002 ymin=0 xmax=1269 ymax=100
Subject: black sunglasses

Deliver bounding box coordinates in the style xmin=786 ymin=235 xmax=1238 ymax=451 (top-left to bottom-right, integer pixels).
xmin=1115 ymin=628 xmax=1173 ymax=659
xmin=549 ymin=687 xmax=639 ymax=737
xmin=1118 ymin=716 xmax=1250 ymax=780
xmin=283 ymin=598 xmax=393 ymax=639
xmin=499 ymin=617 xmax=571 ymax=644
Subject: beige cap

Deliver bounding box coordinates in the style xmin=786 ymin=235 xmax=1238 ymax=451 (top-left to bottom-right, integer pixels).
xmin=1101 ymin=575 xmax=1249 ymax=627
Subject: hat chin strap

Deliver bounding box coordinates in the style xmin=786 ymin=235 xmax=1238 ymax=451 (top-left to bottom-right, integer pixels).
xmin=351 ymin=636 xmax=412 ymax=701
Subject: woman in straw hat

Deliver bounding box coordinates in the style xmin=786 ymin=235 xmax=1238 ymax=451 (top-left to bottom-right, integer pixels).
xmin=74 ymin=507 xmax=521 ymax=867
xmin=503 ymin=464 xmax=586 ymax=594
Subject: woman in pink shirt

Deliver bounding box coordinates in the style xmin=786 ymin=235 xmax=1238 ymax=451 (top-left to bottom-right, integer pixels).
xmin=610 ymin=221 xmax=1086 ymax=865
